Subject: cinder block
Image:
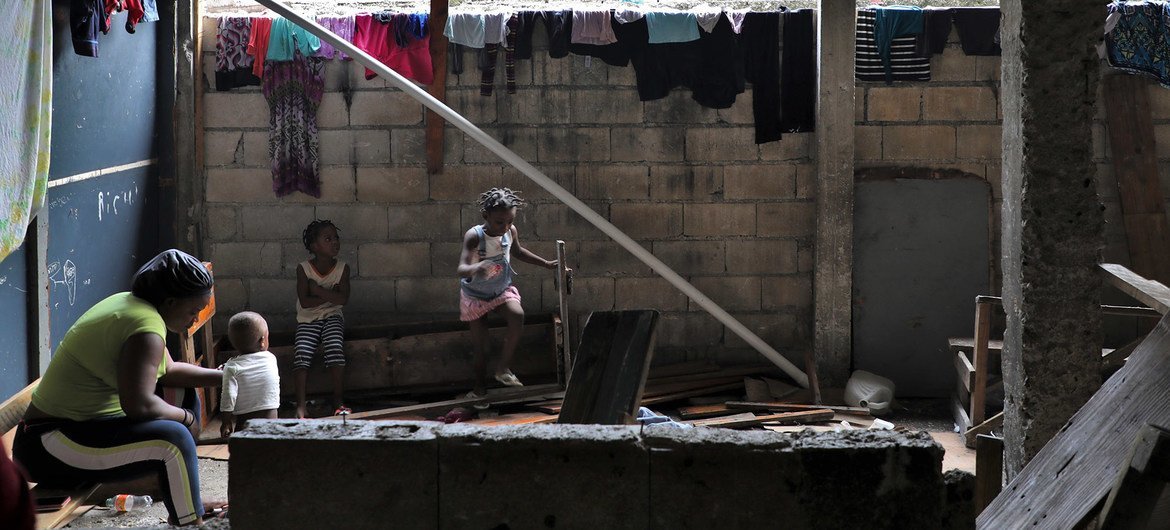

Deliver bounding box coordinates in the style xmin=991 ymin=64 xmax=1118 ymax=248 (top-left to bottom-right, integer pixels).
xmin=762 ymin=274 xmax=812 ymax=310
xmin=611 ymin=127 xmax=686 ymax=162
xmin=690 ymin=276 xmax=761 ymax=311
xmin=315 ymin=204 xmax=391 ymax=241
xmin=685 ymin=127 xmax=758 ymax=162
xmin=276 ymin=167 xmax=355 ymax=203
xmin=930 ymin=48 xmax=978 ymax=82
xmin=349 ymin=90 xmax=423 ymax=126
xmin=241 ymin=131 xmax=269 ymax=167
xmin=500 ymin=165 xmax=576 ymax=203
xmin=571 ymin=56 xmax=608 ymax=86
xmin=395 ymin=277 xmax=458 ymax=313
xmin=956 ymin=125 xmax=1002 ymax=160
xmin=722 ymin=312 xmax=801 ymax=348
xmin=882 ymin=125 xmax=956 ymax=160
xmin=610 ymin=203 xmax=683 ymax=239
xmin=855 ymin=125 xmax=883 ymax=161
xmin=205 ymin=206 xmax=238 ymax=242
xmin=795 ymin=164 xmax=816 ymax=199
xmin=437 ymin=424 xmax=648 ymax=530
xmin=576 ymin=166 xmax=649 ymax=200
xmin=428 ymin=243 xmax=460 ymax=279
xmin=726 ymin=240 xmax=798 ymax=274
xmin=540 ymin=276 xmax=615 ymax=311
xmin=497 ymin=88 xmax=571 ymax=125
xmin=204 ymin=131 xmax=243 ymax=166
xmin=571 ymin=89 xmax=644 ymax=124
xmin=650 ymin=166 xmax=723 ymax=200
xmin=797 ymin=242 xmax=813 ymax=273
xmin=322 ymin=59 xmax=348 ymax=92
xmin=573 ymin=241 xmax=653 ymax=276
xmin=428 ymin=165 xmax=504 ymax=201
xmin=358 ymin=242 xmax=431 ymax=277
xmin=534 ymin=53 xmax=573 ymax=86
xmin=317 ymin=92 xmax=350 ymax=129
xmin=318 ymin=130 xmax=354 ymax=165
xmin=717 ymin=90 xmax=754 ymax=124
xmin=986 ymin=163 xmax=1003 ymax=200
xmin=975 ymin=56 xmax=1000 ymax=81
xmin=391 ymin=128 xmax=427 ymax=164
xmin=866 ymin=87 xmax=922 ymax=121
xmin=644 ymin=91 xmax=718 ymax=124
xmin=282 ymin=243 xmax=360 ymax=279
xmin=855 ymin=88 xmax=867 ymax=122
xmin=614 ymin=277 xmax=688 ymax=311
xmin=246 ymin=278 xmax=297 ymax=314
xmin=531 ymin=202 xmax=609 ymax=240
xmin=923 ymin=87 xmax=998 ymax=121
xmin=757 ymin=201 xmax=815 ymax=238
xmin=510 ymin=275 xmax=545 ymax=314
xmin=683 ymin=203 xmax=756 ymax=236
xmin=655 ymin=312 xmax=723 ymax=349
xmin=652 ymin=240 xmax=726 ymax=275
xmin=445 ymin=88 xmax=499 ymax=124
xmin=443 ymin=127 xmax=466 ymax=165
xmin=759 ymin=132 xmax=812 ymax=161
xmin=240 ymin=205 xmax=315 ymax=240
xmin=538 ymin=128 xmax=610 ymax=162
xmin=345 ymin=279 xmax=399 ymax=314
xmin=724 ymin=165 xmax=796 ymax=199
xmin=212 ymin=278 xmax=246 ymax=316
xmin=465 ymin=128 xmax=539 ymax=163
xmin=210 ymin=242 xmax=282 ymax=278
xmin=353 ymin=129 xmax=392 ymax=165
xmin=386 ymin=204 xmax=463 ymax=241
xmin=206 ymin=168 xmax=273 ymax=203
xmin=357 ymin=167 xmax=429 ymax=203
xmin=230 ymin=420 xmax=439 ymax=530
xmin=607 ymin=62 xmax=637 ymax=86
xmin=205 ymin=92 xmax=269 ymax=128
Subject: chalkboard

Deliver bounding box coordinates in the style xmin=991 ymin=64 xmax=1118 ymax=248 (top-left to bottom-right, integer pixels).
xmin=0 ymin=243 xmax=29 ymax=399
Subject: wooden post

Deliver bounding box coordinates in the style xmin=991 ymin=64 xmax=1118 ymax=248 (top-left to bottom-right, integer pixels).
xmin=426 ymin=0 xmax=449 ymax=175
xmin=814 ymin=0 xmax=857 ymax=387
xmin=25 ymin=212 xmax=50 ymax=380
xmin=975 ymin=434 xmax=1004 ymax=514
xmin=555 ymin=240 xmax=572 ymax=386
xmin=971 ymin=299 xmax=992 ymax=425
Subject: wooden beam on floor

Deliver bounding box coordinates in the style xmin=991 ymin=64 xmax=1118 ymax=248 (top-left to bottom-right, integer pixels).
xmin=689 ymin=409 xmax=834 ymax=429
xmin=725 ymin=401 xmax=870 ymax=415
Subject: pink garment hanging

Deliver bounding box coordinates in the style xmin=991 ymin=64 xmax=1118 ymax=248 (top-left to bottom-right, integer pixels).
xmin=570 ymin=10 xmax=617 ymax=45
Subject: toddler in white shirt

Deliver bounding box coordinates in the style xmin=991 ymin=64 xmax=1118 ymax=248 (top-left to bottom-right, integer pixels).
xmin=220 ymin=311 xmax=280 ymax=437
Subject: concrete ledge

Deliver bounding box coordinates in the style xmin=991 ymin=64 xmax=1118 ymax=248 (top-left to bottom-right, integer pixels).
xmin=229 ymin=422 xmax=947 ymax=529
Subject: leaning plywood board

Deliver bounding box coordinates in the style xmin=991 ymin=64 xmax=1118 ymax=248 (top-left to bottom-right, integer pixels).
xmin=558 ymin=310 xmax=660 ymax=425
xmin=1100 ymin=263 xmax=1170 ymax=315
xmin=978 ymin=314 xmax=1170 ymax=528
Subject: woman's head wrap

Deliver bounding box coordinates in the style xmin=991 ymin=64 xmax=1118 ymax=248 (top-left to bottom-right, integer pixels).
xmin=131 ymin=249 xmax=214 ymax=307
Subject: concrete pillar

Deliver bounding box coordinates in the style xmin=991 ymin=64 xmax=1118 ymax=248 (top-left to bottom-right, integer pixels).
xmin=1000 ymin=1 xmax=1103 ymax=479
xmin=814 ymin=1 xmax=857 ymax=387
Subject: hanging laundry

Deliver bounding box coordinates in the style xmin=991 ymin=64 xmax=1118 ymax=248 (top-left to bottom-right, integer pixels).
xmin=484 ymin=13 xmax=509 ymax=45
xmin=692 ymin=10 xmax=723 ymax=34
xmin=247 ymin=17 xmax=274 ymax=78
xmin=315 ymin=16 xmax=355 ymax=60
xmin=780 ymin=9 xmax=815 ymax=133
xmin=444 ymin=13 xmax=486 ymax=48
xmin=0 ymin=0 xmax=51 ymax=260
xmin=569 ymin=12 xmax=640 ymax=67
xmin=741 ymin=11 xmax=783 ymax=143
xmin=120 ymin=0 xmax=158 ymax=33
xmin=481 ymin=15 xmax=519 ymax=96
xmin=915 ymin=7 xmax=953 ymax=58
xmin=539 ymin=11 xmax=574 ymax=59
xmin=263 ymin=53 xmax=325 ymax=197
xmin=645 ymin=12 xmax=701 ymax=44
xmin=70 ymin=0 xmax=109 ymax=56
xmin=873 ymin=6 xmax=924 ymax=82
xmin=952 ymin=7 xmax=1001 ymax=56
xmin=627 ymin=14 xmax=745 ymax=109
xmin=514 ymin=11 xmax=539 ymax=59
xmin=267 ymin=17 xmax=321 ymax=61
xmin=856 ymin=8 xmax=930 ymax=83
xmin=353 ymin=13 xmax=433 ymax=85
xmin=725 ymin=9 xmax=749 ymax=34
xmin=215 ymin=17 xmax=261 ymax=91
xmin=571 ymin=10 xmax=617 ymax=45
xmin=1105 ymin=1 xmax=1170 ymax=86
xmin=450 ymin=43 xmax=464 ymax=74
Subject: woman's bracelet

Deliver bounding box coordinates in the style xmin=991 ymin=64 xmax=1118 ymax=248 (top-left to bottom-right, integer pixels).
xmin=181 ymin=409 xmax=192 ymax=427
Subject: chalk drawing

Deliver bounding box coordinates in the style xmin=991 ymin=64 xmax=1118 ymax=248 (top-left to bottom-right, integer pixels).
xmin=97 ymin=187 xmax=136 ymax=221
xmin=0 ymin=275 xmax=26 ymax=293
xmin=47 ymin=259 xmax=78 ymax=305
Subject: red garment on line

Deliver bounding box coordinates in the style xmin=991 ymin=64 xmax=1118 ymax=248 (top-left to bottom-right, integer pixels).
xmin=247 ymin=18 xmax=274 ymax=79
xmin=352 ymin=14 xmax=433 ymax=85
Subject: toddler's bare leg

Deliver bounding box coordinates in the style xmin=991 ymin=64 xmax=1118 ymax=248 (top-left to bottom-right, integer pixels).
xmin=496 ymin=300 xmax=525 ymax=377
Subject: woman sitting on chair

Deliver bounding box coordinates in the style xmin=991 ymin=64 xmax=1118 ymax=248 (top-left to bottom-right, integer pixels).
xmin=13 ymin=249 xmax=224 ymax=526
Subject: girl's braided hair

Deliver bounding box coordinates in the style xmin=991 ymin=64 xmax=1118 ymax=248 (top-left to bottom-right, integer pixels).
xmin=302 ymin=219 xmax=340 ymax=252
xmin=478 ymin=187 xmax=524 ymax=212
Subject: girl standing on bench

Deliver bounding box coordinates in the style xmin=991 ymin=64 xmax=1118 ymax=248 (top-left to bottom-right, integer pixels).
xmin=293 ymin=219 xmax=351 ymax=418
xmin=13 ymin=249 xmax=224 ymax=526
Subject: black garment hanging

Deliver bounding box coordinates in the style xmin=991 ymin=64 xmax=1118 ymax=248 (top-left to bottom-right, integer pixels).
xmin=915 ymin=7 xmax=953 ymax=57
xmin=856 ymin=8 xmax=931 ymax=83
xmin=626 ymin=15 xmax=745 ymax=109
xmin=952 ymin=7 xmax=1001 ymax=56
xmin=742 ymin=11 xmax=783 ymax=143
xmin=780 ymin=9 xmax=815 ymax=133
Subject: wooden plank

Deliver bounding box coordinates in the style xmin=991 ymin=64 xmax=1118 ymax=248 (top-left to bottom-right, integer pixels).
xmin=971 ymin=299 xmax=992 ymax=425
xmin=558 ymin=310 xmax=660 ymax=425
xmin=640 ymin=382 xmax=745 ymax=407
xmin=965 ymin=411 xmax=1004 ymax=449
xmin=196 ymin=444 xmax=231 ymax=461
xmin=0 ymin=380 xmax=37 ymax=435
xmin=690 ymin=409 xmax=835 ymax=429
xmin=425 ymin=0 xmax=448 ymax=174
xmin=676 ymin=403 xmax=732 ymax=420
xmin=954 ymin=351 xmax=974 ymax=393
xmin=1100 ymin=263 xmax=1170 ymax=315
xmin=952 ymin=395 xmax=971 ymax=432
xmin=975 ymin=434 xmax=1003 ymax=515
xmin=646 ymin=361 xmax=721 ymax=380
xmin=686 ymin=412 xmax=757 ymax=427
xmin=1104 ymin=74 xmax=1170 ymax=286
xmin=978 ymin=314 xmax=1170 ymax=528
xmin=1099 ymin=424 xmax=1170 ymax=529
xmin=725 ymin=401 xmax=870 ymax=415
xmin=341 ymin=383 xmax=562 ymax=420
xmin=555 ymin=240 xmax=571 ymax=386
xmin=35 ymin=484 xmax=99 ymax=530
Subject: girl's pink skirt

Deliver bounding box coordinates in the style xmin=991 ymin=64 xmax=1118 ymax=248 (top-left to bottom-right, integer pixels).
xmin=460 ymin=286 xmax=522 ymax=321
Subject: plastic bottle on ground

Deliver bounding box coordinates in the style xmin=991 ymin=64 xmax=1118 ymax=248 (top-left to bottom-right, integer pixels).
xmin=103 ymin=494 xmax=153 ymax=512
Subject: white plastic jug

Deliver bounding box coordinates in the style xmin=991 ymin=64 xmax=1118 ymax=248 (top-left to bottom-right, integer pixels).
xmin=844 ymin=370 xmax=895 ymax=415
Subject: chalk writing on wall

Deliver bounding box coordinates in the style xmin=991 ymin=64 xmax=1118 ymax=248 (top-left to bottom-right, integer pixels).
xmin=47 ymin=259 xmax=78 ymax=306
xmin=97 ymin=185 xmax=138 ymax=221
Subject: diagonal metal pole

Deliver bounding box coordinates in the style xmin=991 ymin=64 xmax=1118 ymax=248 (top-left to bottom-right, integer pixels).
xmin=253 ymin=0 xmax=810 ymax=388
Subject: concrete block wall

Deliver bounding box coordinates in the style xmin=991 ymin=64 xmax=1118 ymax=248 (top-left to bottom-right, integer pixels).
xmin=230 ymin=420 xmax=952 ymax=530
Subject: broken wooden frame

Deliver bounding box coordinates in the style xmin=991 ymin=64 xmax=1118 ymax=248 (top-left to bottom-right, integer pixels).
xmin=251 ymin=0 xmax=810 ymax=389
xmin=557 ymin=310 xmax=660 ymax=425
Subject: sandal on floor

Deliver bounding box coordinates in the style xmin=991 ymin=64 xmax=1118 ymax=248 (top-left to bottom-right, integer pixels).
xmin=333 ymin=405 xmax=352 ymax=416
xmin=494 ymin=371 xmax=524 ymax=387
xmin=464 ymin=391 xmax=490 ymax=410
